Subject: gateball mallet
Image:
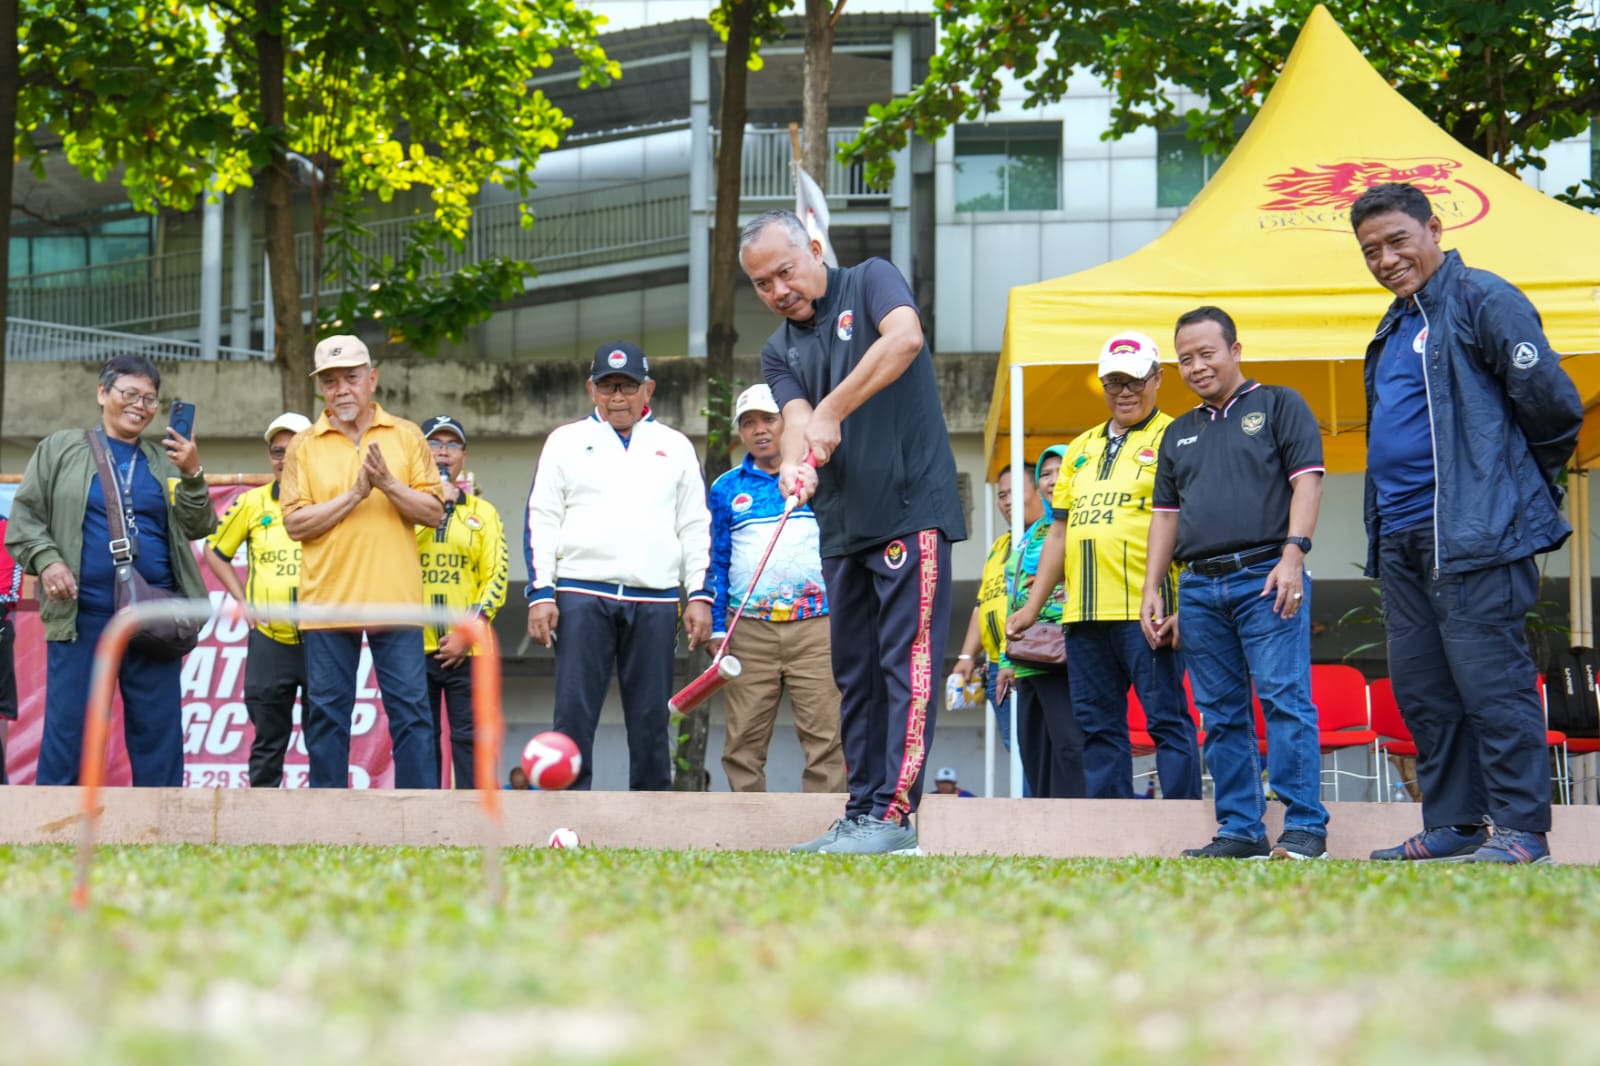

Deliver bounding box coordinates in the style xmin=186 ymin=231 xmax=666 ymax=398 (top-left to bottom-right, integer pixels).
xmin=669 ymin=452 xmax=817 ymax=714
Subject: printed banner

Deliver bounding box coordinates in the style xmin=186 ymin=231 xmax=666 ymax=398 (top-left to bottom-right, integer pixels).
xmin=3 ymin=483 xmax=395 ymax=788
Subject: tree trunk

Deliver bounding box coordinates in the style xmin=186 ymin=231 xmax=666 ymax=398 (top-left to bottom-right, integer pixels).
xmin=801 ymin=0 xmax=836 ymax=190
xmin=673 ymin=0 xmax=755 ymax=792
xmin=0 ymin=0 xmax=18 ymax=449
xmin=255 ymin=0 xmax=313 ymax=415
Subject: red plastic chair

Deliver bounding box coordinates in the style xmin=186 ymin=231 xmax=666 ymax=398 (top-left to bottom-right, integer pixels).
xmin=1310 ymin=664 xmax=1382 ymax=801
xmin=1369 ymin=678 xmax=1417 ymax=800
xmin=1249 ymin=666 xmax=1380 ymax=800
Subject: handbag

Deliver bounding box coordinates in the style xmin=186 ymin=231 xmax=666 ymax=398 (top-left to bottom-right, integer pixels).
xmin=1005 ymin=547 xmax=1067 ymax=670
xmin=1006 ymin=620 xmax=1066 ymax=669
xmin=86 ymin=429 xmax=201 ymax=661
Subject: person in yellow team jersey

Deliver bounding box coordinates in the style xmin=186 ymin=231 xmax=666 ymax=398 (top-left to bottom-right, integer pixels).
xmin=207 ymin=412 xmax=314 ymax=788
xmin=1008 ymin=331 xmax=1201 ymax=800
xmin=417 ymin=415 xmax=508 ymax=788
xmin=948 ymin=463 xmax=1042 ymax=777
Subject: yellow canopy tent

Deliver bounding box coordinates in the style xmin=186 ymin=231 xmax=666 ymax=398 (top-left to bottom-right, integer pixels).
xmin=985 ymin=3 xmax=1600 ymax=481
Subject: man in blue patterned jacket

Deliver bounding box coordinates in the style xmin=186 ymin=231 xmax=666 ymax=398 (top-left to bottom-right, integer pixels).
xmin=707 ymin=384 xmax=845 ymax=793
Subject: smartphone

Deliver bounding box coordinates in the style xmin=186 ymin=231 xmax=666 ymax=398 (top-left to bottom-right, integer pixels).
xmin=168 ymin=400 xmax=196 ymax=440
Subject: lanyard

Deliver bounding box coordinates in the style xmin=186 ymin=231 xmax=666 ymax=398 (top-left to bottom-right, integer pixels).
xmin=100 ymin=428 xmax=141 ymax=538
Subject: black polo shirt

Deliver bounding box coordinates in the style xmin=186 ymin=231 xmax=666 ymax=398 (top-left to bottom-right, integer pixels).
xmin=761 ymin=258 xmax=967 ymax=558
xmin=1152 ymin=380 xmax=1324 ymax=561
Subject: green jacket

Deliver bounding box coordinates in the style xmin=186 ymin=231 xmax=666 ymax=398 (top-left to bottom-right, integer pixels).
xmin=6 ymin=428 xmax=217 ymax=642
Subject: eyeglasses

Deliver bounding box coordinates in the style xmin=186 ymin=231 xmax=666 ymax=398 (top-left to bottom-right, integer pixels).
xmin=268 ymin=447 xmax=288 ymax=460
xmin=428 ymin=439 xmax=465 ymax=453
xmin=110 ymin=386 xmax=161 ymax=409
xmin=593 ymin=379 xmax=642 ymax=397
xmin=1101 ymin=372 xmax=1156 ymax=396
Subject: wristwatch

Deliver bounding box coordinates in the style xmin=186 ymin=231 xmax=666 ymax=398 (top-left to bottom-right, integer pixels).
xmin=1283 ymin=536 xmax=1312 ymax=554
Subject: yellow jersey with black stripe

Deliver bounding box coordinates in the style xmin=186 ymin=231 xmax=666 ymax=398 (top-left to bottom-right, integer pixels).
xmin=977 ymin=531 xmax=1011 ymax=662
xmin=416 ymin=492 xmax=508 ymax=654
xmin=208 ymin=482 xmax=302 ymax=644
xmin=1052 ymin=410 xmax=1179 ymax=623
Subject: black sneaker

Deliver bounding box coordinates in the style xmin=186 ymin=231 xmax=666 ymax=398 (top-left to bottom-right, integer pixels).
xmin=1271 ymin=829 xmax=1328 ymax=860
xmin=1181 ymin=835 xmax=1270 ymax=859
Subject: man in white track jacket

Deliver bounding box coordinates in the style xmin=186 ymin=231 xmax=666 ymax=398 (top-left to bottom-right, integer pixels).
xmin=524 ymin=341 xmax=713 ymax=789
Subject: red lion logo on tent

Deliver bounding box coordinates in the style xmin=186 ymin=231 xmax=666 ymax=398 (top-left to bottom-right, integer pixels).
xmin=1259 ymin=158 xmax=1489 ymax=230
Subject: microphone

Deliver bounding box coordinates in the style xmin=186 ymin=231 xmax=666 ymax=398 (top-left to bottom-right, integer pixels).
xmin=439 ymin=464 xmax=455 ymax=522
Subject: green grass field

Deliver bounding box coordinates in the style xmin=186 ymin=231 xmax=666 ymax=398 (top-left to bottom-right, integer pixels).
xmin=2 ymin=845 xmax=1598 ymax=1065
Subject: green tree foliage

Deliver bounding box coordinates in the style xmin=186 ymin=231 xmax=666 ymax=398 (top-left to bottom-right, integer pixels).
xmin=17 ymin=0 xmax=617 ymax=408
xmin=844 ymin=0 xmax=1600 ymax=189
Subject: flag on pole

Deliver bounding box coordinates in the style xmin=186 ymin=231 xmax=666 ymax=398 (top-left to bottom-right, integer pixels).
xmin=794 ymin=162 xmax=838 ymax=268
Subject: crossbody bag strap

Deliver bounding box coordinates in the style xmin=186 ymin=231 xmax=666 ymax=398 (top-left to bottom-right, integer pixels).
xmin=85 ymin=428 xmax=136 ymax=565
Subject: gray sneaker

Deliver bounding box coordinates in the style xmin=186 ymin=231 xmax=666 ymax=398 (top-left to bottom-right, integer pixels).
xmin=789 ymin=816 xmax=860 ymax=854
xmin=818 ymin=814 xmax=922 ymax=856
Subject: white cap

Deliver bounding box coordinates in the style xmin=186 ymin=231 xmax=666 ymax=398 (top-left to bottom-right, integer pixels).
xmin=310 ymin=334 xmax=371 ymax=376
xmin=1098 ymin=331 xmax=1161 ymax=379
xmin=264 ymin=412 xmax=312 ymax=444
xmin=734 ymin=383 xmax=781 ymax=423
xmin=934 ymin=766 xmax=959 ymax=783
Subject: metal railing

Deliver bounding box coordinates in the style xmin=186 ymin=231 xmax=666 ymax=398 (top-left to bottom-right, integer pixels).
xmin=6 ymin=317 xmax=270 ymax=363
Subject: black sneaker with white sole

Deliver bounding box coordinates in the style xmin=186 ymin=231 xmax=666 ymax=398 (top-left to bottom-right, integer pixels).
xmin=1180 ymin=835 xmax=1271 ymax=859
xmin=1271 ymin=829 xmax=1328 ymax=860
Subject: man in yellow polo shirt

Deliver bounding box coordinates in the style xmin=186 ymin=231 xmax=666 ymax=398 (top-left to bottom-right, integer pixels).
xmin=206 ymin=411 xmax=312 ymax=787
xmin=281 ymin=335 xmax=445 ymax=789
xmin=1009 ymin=330 xmax=1201 ymax=801
xmin=416 ymin=414 xmax=507 ymax=789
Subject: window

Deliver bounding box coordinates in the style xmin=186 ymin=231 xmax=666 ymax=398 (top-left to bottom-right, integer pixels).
xmin=8 ymin=209 xmax=152 ymax=278
xmin=954 ymin=125 xmax=1061 ymax=212
xmin=1156 ymin=126 xmax=1229 ymax=208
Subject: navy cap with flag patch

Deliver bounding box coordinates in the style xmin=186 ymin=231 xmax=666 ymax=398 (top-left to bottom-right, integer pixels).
xmin=590 ymin=341 xmax=650 ymax=383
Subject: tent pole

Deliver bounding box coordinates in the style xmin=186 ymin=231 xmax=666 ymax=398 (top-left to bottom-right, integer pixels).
xmin=1009 ymin=364 xmax=1026 ymax=799
xmin=1328 ymin=363 xmax=1338 ymax=436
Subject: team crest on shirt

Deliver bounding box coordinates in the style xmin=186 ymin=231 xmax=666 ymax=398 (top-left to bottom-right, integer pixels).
xmin=1135 ymin=447 xmax=1157 ymax=465
xmin=1412 ymin=326 xmax=1428 ymax=355
xmin=884 ymin=539 xmax=907 ymax=570
xmin=464 ymin=515 xmax=483 ymax=530
xmin=836 ymin=310 xmax=854 ymax=341
xmin=731 ymin=492 xmax=754 ymax=513
xmin=260 ymin=514 xmax=274 ymax=527
xmin=1241 ymin=411 xmax=1266 ymax=436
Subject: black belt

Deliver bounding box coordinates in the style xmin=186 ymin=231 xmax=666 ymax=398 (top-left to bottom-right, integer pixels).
xmin=1186 ymin=543 xmax=1281 ymax=577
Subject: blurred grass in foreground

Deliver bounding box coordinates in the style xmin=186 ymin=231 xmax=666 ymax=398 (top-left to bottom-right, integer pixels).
xmin=1 ymin=845 xmax=1598 ymax=1065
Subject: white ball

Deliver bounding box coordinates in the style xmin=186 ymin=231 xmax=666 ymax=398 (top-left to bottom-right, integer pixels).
xmin=547 ymin=827 xmax=582 ymax=849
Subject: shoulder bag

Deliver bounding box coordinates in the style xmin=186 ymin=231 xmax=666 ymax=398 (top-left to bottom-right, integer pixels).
xmin=86 ymin=429 xmax=201 ymax=661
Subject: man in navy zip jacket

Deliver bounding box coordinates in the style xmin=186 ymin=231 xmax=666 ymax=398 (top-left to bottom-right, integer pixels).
xmin=1352 ymin=182 xmax=1582 ymax=865
xmin=524 ymin=342 xmax=713 ymax=790
xmin=740 ymin=210 xmax=966 ymax=856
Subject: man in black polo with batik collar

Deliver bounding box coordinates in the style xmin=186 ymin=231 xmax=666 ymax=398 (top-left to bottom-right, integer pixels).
xmin=1140 ymin=306 xmax=1329 ymax=861
xmin=739 ymin=209 xmax=966 ymax=856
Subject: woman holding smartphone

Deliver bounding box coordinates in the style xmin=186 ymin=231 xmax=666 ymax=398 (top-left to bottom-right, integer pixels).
xmin=6 ymin=353 xmax=216 ymax=785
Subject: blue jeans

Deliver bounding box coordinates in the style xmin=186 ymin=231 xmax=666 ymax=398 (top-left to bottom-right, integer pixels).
xmin=1067 ymin=621 xmax=1202 ymax=800
xmin=304 ymin=628 xmax=438 ymax=789
xmin=1380 ymin=524 xmax=1549 ymax=832
xmin=39 ymin=609 xmax=184 ymax=786
xmin=983 ymin=664 xmax=1014 ymax=752
xmin=1179 ymin=559 xmax=1327 ymax=841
